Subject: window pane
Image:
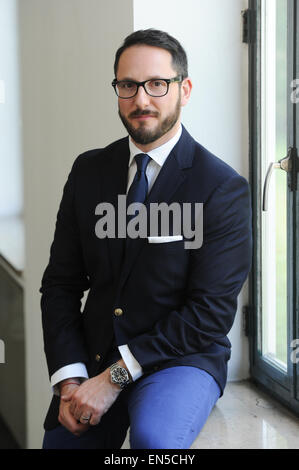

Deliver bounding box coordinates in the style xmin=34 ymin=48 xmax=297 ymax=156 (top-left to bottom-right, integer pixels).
xmin=260 ymin=0 xmax=288 ymax=369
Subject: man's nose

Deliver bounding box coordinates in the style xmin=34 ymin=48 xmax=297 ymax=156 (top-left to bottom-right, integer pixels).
xmin=133 ymin=85 xmax=151 ymax=107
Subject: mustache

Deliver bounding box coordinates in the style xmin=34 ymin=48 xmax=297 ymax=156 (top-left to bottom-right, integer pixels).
xmin=129 ymin=109 xmax=159 ymax=118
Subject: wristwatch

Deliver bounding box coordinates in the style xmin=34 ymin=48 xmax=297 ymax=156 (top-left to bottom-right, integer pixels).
xmin=109 ymin=362 xmax=132 ymax=389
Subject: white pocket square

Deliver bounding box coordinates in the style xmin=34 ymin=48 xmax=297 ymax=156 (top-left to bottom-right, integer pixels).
xmin=147 ymin=235 xmax=183 ymax=244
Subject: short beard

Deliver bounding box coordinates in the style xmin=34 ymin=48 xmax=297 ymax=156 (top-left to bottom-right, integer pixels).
xmin=118 ymin=94 xmax=181 ymax=145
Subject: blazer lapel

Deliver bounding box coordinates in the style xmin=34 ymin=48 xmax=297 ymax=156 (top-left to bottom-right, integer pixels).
xmin=100 ymin=138 xmax=130 ymax=283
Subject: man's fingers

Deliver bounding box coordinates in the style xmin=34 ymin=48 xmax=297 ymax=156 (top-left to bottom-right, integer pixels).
xmin=69 ymin=394 xmax=82 ymax=417
xmin=65 ymin=372 xmax=119 ymax=427
xmin=89 ymin=414 xmax=101 ymax=426
xmin=69 ymin=393 xmax=91 ymax=421
xmin=58 ymin=400 xmax=90 ymax=436
xmin=71 ymin=402 xmax=84 ymax=421
xmin=61 ymin=392 xmax=73 ymax=401
xmin=79 ymin=414 xmax=92 ymax=425
xmin=68 ymin=399 xmax=76 ymax=415
xmin=61 ymin=383 xmax=80 ymax=402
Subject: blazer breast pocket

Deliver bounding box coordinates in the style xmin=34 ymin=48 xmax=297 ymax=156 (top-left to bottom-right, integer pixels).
xmin=146 ymin=235 xmax=186 ymax=257
xmin=144 ymin=234 xmax=188 ymax=293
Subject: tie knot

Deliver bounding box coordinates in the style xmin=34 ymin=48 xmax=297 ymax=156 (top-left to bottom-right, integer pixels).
xmin=135 ymin=153 xmax=151 ymax=173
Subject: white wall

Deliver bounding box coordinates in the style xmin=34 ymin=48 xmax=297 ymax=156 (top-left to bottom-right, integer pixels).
xmin=133 ymin=0 xmax=250 ymax=381
xmin=19 ymin=0 xmax=134 ymax=448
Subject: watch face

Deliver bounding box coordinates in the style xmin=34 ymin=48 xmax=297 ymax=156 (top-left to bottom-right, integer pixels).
xmin=111 ymin=366 xmax=129 ymax=384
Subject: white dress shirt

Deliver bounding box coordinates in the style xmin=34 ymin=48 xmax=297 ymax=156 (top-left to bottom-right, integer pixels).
xmin=50 ymin=125 xmax=182 ymax=393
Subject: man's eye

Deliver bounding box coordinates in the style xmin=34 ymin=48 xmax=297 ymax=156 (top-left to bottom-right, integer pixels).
xmin=151 ymin=80 xmax=166 ymax=87
xmin=119 ymin=82 xmax=134 ymax=89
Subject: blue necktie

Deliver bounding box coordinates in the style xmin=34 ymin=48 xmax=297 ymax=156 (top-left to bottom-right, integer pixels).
xmin=126 ymin=153 xmax=151 ymax=221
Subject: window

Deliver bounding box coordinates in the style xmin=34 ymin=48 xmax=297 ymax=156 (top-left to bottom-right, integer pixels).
xmin=249 ymin=0 xmax=299 ymax=414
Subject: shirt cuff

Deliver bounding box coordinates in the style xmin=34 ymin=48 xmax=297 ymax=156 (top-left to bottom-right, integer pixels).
xmin=50 ymin=362 xmax=89 ymax=396
xmin=118 ymin=344 xmax=143 ymax=382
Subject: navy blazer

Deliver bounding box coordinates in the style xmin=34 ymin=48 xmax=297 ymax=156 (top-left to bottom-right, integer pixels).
xmin=40 ymin=125 xmax=252 ymax=430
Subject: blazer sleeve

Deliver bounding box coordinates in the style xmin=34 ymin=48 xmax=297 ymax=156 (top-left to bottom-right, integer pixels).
xmin=127 ymin=174 xmax=253 ymax=371
xmin=40 ymin=156 xmax=90 ymax=378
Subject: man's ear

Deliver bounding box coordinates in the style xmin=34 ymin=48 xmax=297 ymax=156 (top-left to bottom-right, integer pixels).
xmin=180 ymin=77 xmax=192 ymax=107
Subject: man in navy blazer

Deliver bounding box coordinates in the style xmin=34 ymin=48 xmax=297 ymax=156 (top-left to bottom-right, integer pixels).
xmin=40 ymin=29 xmax=252 ymax=449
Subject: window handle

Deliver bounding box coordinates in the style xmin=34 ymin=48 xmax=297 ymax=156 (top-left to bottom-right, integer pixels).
xmin=262 ymin=150 xmax=292 ymax=212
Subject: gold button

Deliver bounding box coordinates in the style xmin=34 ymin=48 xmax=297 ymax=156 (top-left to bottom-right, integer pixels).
xmin=114 ymin=308 xmax=123 ymax=316
xmin=95 ymin=354 xmax=101 ymax=362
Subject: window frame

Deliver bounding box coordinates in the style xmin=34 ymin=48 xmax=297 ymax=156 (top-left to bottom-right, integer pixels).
xmin=248 ymin=0 xmax=299 ymax=415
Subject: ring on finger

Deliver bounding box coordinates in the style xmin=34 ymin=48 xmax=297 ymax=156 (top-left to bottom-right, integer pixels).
xmin=81 ymin=414 xmax=91 ymax=422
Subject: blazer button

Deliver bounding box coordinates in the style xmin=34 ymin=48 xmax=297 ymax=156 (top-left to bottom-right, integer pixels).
xmin=95 ymin=354 xmax=101 ymax=362
xmin=114 ymin=308 xmax=123 ymax=316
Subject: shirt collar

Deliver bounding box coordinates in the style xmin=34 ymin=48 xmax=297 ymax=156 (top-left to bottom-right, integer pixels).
xmin=128 ymin=124 xmax=182 ymax=168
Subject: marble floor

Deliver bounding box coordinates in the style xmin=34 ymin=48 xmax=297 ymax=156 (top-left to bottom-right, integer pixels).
xmin=122 ymin=379 xmax=299 ymax=449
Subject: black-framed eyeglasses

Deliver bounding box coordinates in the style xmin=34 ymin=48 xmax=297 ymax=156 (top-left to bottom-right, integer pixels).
xmin=111 ymin=76 xmax=183 ymax=99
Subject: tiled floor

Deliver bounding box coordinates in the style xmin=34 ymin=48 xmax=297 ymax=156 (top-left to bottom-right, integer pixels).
xmin=122 ymin=379 xmax=299 ymax=449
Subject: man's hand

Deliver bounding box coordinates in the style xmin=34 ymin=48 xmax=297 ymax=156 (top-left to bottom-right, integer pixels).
xmin=58 ymin=381 xmax=90 ymax=437
xmin=68 ymin=366 xmax=123 ymax=426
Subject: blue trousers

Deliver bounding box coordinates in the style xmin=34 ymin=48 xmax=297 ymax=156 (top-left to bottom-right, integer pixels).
xmin=42 ymin=366 xmax=220 ymax=449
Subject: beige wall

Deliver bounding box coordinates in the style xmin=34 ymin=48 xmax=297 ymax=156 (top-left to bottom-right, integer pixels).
xmin=19 ymin=0 xmax=133 ymax=448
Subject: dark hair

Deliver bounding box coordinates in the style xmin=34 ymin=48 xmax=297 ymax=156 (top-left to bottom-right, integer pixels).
xmin=114 ymin=29 xmax=188 ymax=79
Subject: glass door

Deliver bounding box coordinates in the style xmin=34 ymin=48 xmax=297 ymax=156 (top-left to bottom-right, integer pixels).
xmin=249 ymin=0 xmax=299 ymax=414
